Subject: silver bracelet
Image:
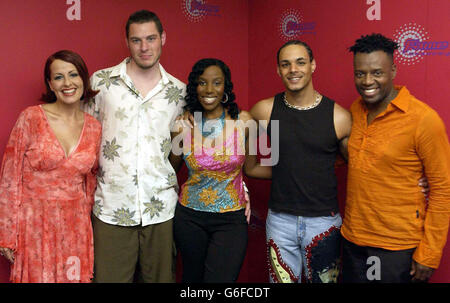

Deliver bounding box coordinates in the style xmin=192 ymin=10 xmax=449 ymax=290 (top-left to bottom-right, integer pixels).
xmin=243 ymin=181 xmax=249 ymax=194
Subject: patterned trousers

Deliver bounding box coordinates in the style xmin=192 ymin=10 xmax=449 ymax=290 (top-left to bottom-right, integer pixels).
xmin=266 ymin=209 xmax=342 ymax=283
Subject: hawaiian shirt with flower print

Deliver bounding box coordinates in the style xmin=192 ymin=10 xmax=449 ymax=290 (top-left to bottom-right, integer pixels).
xmin=84 ymin=58 xmax=186 ymax=226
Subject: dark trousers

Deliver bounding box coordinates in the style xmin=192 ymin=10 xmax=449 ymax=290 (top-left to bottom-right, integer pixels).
xmin=342 ymin=238 xmax=415 ymax=283
xmin=174 ymin=203 xmax=248 ymax=283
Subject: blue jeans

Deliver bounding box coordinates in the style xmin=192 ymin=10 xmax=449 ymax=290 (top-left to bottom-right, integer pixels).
xmin=266 ymin=209 xmax=342 ymax=283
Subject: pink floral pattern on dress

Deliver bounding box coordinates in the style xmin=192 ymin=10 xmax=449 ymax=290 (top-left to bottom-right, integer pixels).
xmin=0 ymin=105 xmax=101 ymax=283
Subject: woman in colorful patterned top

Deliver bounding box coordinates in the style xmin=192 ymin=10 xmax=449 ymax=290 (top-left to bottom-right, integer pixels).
xmin=170 ymin=58 xmax=269 ymax=282
xmin=0 ymin=50 xmax=101 ymax=282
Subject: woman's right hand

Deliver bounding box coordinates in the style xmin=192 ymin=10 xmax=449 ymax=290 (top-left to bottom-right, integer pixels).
xmin=176 ymin=111 xmax=195 ymax=129
xmin=0 ymin=247 xmax=14 ymax=263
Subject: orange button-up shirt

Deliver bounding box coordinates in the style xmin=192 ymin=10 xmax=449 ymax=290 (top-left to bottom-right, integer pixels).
xmin=341 ymin=86 xmax=450 ymax=268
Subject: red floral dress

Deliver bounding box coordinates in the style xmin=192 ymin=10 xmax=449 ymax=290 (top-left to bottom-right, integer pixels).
xmin=0 ymin=105 xmax=101 ymax=282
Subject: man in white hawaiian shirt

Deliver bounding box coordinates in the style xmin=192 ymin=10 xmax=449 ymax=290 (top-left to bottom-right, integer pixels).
xmin=84 ymin=10 xmax=186 ymax=282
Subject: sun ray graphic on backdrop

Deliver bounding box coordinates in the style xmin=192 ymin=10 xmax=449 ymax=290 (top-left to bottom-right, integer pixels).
xmin=181 ymin=0 xmax=207 ymax=23
xmin=278 ymin=9 xmax=303 ymax=41
xmin=394 ymin=23 xmax=430 ymax=66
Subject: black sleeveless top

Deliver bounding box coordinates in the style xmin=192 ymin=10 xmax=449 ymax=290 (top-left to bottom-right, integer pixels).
xmin=267 ymin=92 xmax=339 ymax=217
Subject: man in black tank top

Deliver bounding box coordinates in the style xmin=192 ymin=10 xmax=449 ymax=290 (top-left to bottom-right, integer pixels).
xmin=248 ymin=40 xmax=352 ymax=283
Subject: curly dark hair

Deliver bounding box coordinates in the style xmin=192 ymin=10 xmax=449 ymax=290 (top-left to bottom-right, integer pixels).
xmin=184 ymin=58 xmax=239 ymax=119
xmin=349 ymin=33 xmax=399 ymax=59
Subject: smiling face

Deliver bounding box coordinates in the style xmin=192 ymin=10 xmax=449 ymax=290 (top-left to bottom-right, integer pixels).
xmin=127 ymin=21 xmax=166 ymax=70
xmin=277 ymin=44 xmax=316 ymax=93
xmin=354 ymin=50 xmax=397 ymax=109
xmin=47 ymin=59 xmax=84 ymax=105
xmin=196 ymin=65 xmax=225 ymax=118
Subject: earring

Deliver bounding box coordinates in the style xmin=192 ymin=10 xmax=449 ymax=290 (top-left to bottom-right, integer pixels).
xmin=221 ymin=93 xmax=229 ymax=104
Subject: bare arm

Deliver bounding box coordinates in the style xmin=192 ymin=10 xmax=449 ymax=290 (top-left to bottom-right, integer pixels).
xmin=244 ymin=143 xmax=272 ymax=179
xmin=169 ymin=152 xmax=183 ymax=173
xmin=249 ymin=97 xmax=274 ymax=130
xmin=243 ymin=101 xmax=274 ymax=179
xmin=334 ymin=102 xmax=352 ymax=162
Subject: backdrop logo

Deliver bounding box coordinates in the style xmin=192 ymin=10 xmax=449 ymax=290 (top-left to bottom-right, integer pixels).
xmin=278 ymin=9 xmax=316 ymax=40
xmin=394 ymin=23 xmax=449 ymax=65
xmin=181 ymin=0 xmax=220 ymax=23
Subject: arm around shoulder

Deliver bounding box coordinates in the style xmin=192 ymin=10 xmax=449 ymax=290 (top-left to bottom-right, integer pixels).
xmin=249 ymin=97 xmax=274 ymax=128
xmin=240 ymin=109 xmax=272 ymax=179
xmin=169 ymin=119 xmax=188 ymax=173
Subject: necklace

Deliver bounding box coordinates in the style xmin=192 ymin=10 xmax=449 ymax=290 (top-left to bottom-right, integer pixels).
xmin=283 ymin=91 xmax=322 ymax=111
xmin=201 ymin=110 xmax=225 ymax=139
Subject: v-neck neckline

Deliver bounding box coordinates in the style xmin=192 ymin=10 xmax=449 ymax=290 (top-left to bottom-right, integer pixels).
xmin=39 ymin=105 xmax=86 ymax=159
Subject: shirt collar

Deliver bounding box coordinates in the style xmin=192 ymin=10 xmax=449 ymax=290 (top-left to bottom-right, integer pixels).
xmin=359 ymin=85 xmax=411 ymax=113
xmin=110 ymin=57 xmax=171 ymax=86
xmin=389 ymin=85 xmax=411 ymax=113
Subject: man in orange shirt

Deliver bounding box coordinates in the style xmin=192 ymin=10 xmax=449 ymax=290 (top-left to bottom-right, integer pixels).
xmin=341 ymin=33 xmax=450 ymax=283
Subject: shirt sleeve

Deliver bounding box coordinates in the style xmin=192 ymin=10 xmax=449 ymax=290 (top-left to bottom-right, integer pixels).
xmin=168 ymin=89 xmax=186 ymax=133
xmin=0 ymin=110 xmax=31 ymax=250
xmin=82 ymin=75 xmax=100 ymax=120
xmin=413 ymin=109 xmax=450 ymax=268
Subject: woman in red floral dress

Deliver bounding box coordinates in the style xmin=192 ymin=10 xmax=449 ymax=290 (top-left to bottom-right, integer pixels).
xmin=0 ymin=50 xmax=101 ymax=282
